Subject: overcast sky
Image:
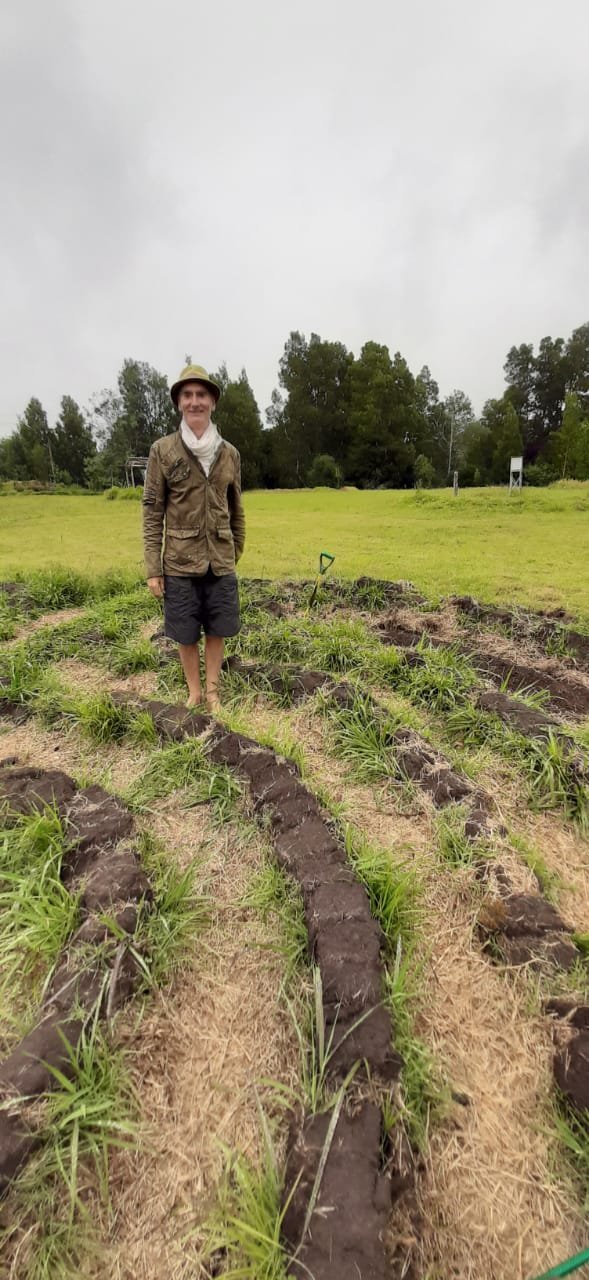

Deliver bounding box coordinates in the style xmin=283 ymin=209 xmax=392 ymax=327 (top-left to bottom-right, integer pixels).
xmin=1 ymin=0 xmax=588 ymax=437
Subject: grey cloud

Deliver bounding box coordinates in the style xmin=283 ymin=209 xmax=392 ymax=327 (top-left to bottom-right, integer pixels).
xmin=1 ymin=0 xmax=589 ymax=435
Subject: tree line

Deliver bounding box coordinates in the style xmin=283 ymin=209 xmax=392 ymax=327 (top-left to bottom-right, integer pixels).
xmin=1 ymin=322 xmax=588 ymax=490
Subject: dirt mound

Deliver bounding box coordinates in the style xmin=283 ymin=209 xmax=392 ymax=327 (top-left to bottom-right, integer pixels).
xmin=477 ymin=892 xmax=579 ymax=972
xmin=476 ymin=689 xmax=562 ymax=739
xmin=282 ymin=1104 xmax=398 ymax=1280
xmin=466 ymin=649 xmax=589 ymax=717
xmin=0 ymin=765 xmax=152 ymax=1195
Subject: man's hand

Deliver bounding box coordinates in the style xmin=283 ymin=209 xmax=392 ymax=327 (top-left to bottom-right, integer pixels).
xmin=147 ymin=576 xmax=164 ymax=598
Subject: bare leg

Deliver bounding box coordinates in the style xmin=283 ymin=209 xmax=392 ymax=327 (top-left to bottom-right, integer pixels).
xmin=178 ymin=642 xmax=203 ymax=706
xmin=204 ymin=634 xmax=224 ymax=711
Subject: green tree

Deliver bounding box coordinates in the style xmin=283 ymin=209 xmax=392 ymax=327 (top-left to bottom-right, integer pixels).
xmin=482 ymin=398 xmax=523 ymax=483
xmin=550 ymin=392 xmax=589 ymax=479
xmin=6 ymin=398 xmax=54 ymax=482
xmin=53 ymin=396 xmax=96 ymax=486
xmin=212 ymin=365 xmax=263 ymax=489
xmin=347 ymin=344 xmax=418 ymax=487
xmin=268 ymin=331 xmax=353 ymax=484
xmin=91 ymin=359 xmax=177 ymax=478
xmin=414 ymin=454 xmax=436 ymax=488
xmin=308 ymin=454 xmax=342 ymax=487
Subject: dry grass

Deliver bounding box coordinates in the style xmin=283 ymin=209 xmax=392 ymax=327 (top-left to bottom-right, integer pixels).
xmin=222 ymin=695 xmax=589 ymax=1280
xmin=415 ymin=880 xmax=587 ymax=1280
xmin=0 ymin=715 xmax=149 ymax=795
xmin=0 ymin=714 xmax=300 ymax=1280
xmin=10 ymin=605 xmax=88 ymax=642
xmin=92 ymin=800 xmax=300 ymax=1279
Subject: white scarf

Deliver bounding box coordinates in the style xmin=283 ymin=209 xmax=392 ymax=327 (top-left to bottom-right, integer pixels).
xmin=180 ymin=417 xmax=221 ymax=476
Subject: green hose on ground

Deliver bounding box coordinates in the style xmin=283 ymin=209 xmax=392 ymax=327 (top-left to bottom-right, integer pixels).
xmin=530 ymin=1248 xmax=589 ymax=1279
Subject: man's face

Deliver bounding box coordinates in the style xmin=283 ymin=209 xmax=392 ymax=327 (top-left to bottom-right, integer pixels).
xmin=178 ymin=381 xmax=216 ymax=435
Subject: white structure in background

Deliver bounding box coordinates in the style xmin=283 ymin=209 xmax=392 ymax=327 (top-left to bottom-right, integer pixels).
xmin=509 ymin=455 xmax=523 ymax=492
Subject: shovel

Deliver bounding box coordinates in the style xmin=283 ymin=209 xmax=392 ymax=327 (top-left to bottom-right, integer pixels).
xmin=308 ymin=552 xmax=336 ymax=608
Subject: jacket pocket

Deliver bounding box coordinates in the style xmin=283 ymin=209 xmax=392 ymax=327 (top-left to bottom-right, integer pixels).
xmin=165 ymin=527 xmax=201 ymax=565
xmin=216 ymin=524 xmax=233 ymax=541
xmin=164 ymin=458 xmax=191 ymax=485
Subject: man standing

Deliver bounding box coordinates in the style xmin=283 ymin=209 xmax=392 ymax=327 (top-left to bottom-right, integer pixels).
xmin=143 ymin=363 xmax=245 ymax=712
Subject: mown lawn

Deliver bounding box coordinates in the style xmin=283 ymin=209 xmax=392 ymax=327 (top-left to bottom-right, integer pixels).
xmin=1 ymin=484 xmax=589 ymax=617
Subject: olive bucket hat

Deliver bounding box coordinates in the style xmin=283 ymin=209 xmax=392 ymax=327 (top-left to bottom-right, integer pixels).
xmin=170 ymin=363 xmax=222 ymax=408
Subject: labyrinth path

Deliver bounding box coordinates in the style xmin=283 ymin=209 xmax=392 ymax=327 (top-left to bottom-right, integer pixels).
xmin=0 ymin=574 xmax=588 ymax=1280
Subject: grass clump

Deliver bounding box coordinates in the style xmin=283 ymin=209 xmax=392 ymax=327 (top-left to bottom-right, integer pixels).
xmin=204 ymin=1102 xmax=290 ymax=1280
xmin=74 ymin=692 xmax=135 ymax=745
xmin=242 ymin=861 xmax=308 ymax=984
xmin=109 ymin=635 xmax=159 ymax=677
xmin=0 ymin=809 xmax=78 ymax=1015
xmin=396 ymin=642 xmax=478 ymax=713
xmin=129 ymin=738 xmax=244 ymax=825
xmin=1 ymin=1015 xmax=138 ymax=1280
xmin=134 ymin=830 xmax=210 ymax=985
xmin=435 ymin=804 xmax=491 ymax=869
xmin=320 ymin=692 xmax=403 ymax=783
xmin=129 ymin=738 xmax=208 ymax=807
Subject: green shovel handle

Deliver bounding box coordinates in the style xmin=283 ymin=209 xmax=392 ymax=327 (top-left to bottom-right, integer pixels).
xmin=529 ymin=1248 xmax=589 ymax=1279
xmin=319 ymin=552 xmax=335 ymax=574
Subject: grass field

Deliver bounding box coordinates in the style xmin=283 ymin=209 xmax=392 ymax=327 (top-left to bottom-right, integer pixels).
xmin=1 ymin=482 xmax=589 ymax=617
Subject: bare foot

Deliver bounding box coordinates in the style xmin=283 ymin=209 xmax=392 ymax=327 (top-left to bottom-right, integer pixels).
xmin=206 ymin=692 xmax=221 ymax=714
xmin=186 ymin=694 xmax=203 ymax=709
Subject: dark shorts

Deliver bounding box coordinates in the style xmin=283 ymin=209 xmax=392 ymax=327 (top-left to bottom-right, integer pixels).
xmin=163 ymin=570 xmax=240 ymax=645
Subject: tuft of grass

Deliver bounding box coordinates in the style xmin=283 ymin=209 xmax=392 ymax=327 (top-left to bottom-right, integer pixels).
xmin=109 ymin=636 xmax=159 ymax=677
xmin=128 ymin=738 xmax=208 ymax=808
xmin=397 ymin=642 xmax=478 ymax=713
xmin=183 ymin=763 xmax=244 ymax=825
xmin=127 ymin=709 xmax=159 ymax=747
xmin=1 ymin=1015 xmax=138 ymax=1280
xmin=523 ymin=732 xmax=589 ymax=827
xmin=0 ymin=809 xmax=78 ymax=1013
xmin=134 ymin=830 xmax=210 ymax=985
xmin=73 ymin=692 xmax=135 ymax=745
xmin=509 ymin=833 xmax=563 ymax=901
xmin=204 ymin=1098 xmax=290 ymax=1280
xmin=435 ymin=805 xmax=491 ymax=869
xmin=321 ymin=692 xmax=403 ymax=783
xmin=241 ymin=862 xmax=308 ymax=983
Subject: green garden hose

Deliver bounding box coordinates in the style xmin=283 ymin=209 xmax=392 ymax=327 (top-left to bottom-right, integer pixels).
xmin=530 ymin=1248 xmax=589 ymax=1279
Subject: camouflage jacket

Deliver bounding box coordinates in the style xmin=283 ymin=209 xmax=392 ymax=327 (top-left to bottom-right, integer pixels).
xmin=142 ymin=431 xmax=246 ymax=578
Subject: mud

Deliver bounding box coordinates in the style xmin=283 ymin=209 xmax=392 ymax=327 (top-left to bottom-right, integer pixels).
xmin=548 ymin=1000 xmax=589 ymax=1115
xmin=282 ymin=1103 xmax=401 ymax=1280
xmin=0 ymin=764 xmax=77 ymax=815
xmin=135 ymin=697 xmax=402 ymax=1069
xmin=477 ymin=892 xmax=580 ymax=972
xmin=553 ymin=1029 xmax=589 ymax=1114
xmin=475 ymin=689 xmax=562 ymax=739
xmin=0 ymin=762 xmax=153 ymax=1194
xmin=464 ymin=649 xmax=589 ymax=718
